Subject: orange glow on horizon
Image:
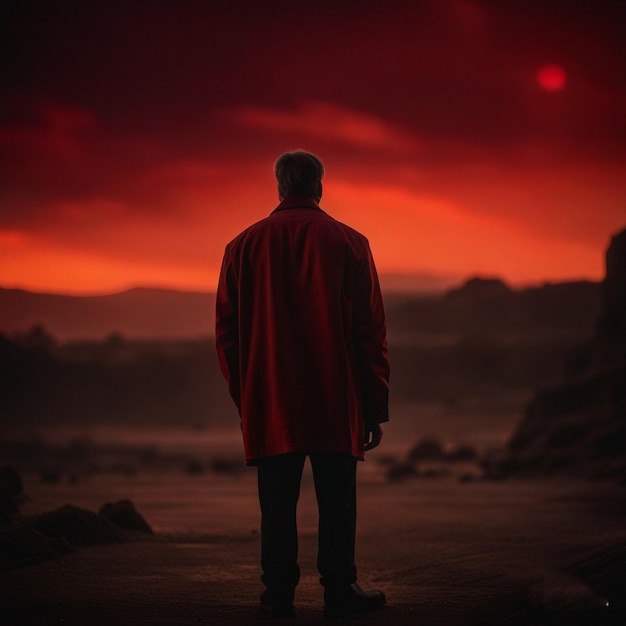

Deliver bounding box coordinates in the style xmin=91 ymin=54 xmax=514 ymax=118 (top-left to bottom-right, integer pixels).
xmin=3 ymin=4 xmax=624 ymax=297
xmin=1 ymin=106 xmax=621 ymax=296
xmin=326 ymin=181 xmax=605 ymax=286
xmin=0 ymin=230 xmax=220 ymax=295
xmin=1 ymin=172 xmax=609 ymax=296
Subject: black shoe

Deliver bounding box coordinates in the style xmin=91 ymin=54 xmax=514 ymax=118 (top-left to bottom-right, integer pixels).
xmin=324 ymin=583 xmax=386 ymax=618
xmin=260 ymin=588 xmax=295 ymax=618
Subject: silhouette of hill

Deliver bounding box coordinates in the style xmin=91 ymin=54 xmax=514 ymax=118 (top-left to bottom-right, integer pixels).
xmin=1 ymin=330 xmax=237 ymax=429
xmin=386 ymin=277 xmax=601 ymax=341
xmin=0 ymin=278 xmax=602 ymax=342
xmin=495 ymin=227 xmax=626 ymax=480
xmin=0 ymin=287 xmax=216 ymax=341
xmin=1 ymin=272 xmax=606 ymax=429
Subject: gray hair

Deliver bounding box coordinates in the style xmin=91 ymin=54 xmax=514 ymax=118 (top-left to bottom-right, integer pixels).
xmin=274 ymin=150 xmax=324 ymax=201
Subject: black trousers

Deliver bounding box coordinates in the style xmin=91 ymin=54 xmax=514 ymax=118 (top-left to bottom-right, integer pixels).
xmin=257 ymin=453 xmax=358 ymax=595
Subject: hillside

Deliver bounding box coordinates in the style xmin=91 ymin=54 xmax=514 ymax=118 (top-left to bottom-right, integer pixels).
xmin=1 ymin=274 xmax=605 ymax=429
xmin=0 ymin=288 xmax=216 ymax=341
xmin=0 ymin=278 xmax=602 ymax=342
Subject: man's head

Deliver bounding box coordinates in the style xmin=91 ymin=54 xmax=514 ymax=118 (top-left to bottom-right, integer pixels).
xmin=274 ymin=150 xmax=324 ymax=202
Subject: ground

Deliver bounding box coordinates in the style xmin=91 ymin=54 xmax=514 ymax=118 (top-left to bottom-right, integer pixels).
xmin=2 ymin=469 xmax=625 ymax=625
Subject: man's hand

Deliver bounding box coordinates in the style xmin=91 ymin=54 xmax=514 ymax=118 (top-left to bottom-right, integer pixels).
xmin=364 ymin=423 xmax=383 ymax=451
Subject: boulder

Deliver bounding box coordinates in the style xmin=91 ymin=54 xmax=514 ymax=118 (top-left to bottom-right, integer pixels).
xmin=32 ymin=504 xmax=128 ymax=546
xmin=99 ymin=499 xmax=154 ymax=534
xmin=386 ymin=461 xmax=418 ymax=483
xmin=0 ymin=523 xmax=73 ymax=571
xmin=407 ymin=438 xmax=445 ymax=462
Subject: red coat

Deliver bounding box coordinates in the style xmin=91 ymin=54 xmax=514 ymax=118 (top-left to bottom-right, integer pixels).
xmin=215 ymin=195 xmax=389 ymax=465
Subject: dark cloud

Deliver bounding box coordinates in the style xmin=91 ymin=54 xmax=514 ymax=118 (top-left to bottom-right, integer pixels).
xmin=3 ymin=0 xmax=624 ymax=151
xmin=1 ymin=0 xmax=624 ymax=291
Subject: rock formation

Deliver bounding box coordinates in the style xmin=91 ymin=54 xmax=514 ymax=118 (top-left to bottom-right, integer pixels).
xmin=499 ymin=228 xmax=626 ymax=479
xmin=0 ymin=524 xmax=73 ymax=570
xmin=32 ymin=505 xmax=128 ymax=546
xmin=0 ymin=465 xmax=154 ymax=570
xmin=590 ymin=228 xmax=626 ymax=372
xmin=99 ymin=499 xmax=154 ymax=534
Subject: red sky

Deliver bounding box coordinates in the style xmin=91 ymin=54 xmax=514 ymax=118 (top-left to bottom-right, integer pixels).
xmin=1 ymin=0 xmax=625 ymax=294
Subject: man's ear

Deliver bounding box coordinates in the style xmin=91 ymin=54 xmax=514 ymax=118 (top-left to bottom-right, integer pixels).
xmin=317 ymin=182 xmax=323 ymax=202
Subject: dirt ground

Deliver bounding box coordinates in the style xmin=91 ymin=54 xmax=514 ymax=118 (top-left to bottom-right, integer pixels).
xmin=2 ymin=471 xmax=626 ymax=625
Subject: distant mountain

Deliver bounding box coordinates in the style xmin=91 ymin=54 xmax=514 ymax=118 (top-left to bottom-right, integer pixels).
xmin=386 ymin=277 xmax=602 ymax=340
xmin=0 ymin=277 xmax=602 ymax=342
xmin=0 ymin=274 xmax=607 ymax=429
xmin=378 ymin=271 xmax=461 ymax=294
xmin=490 ymin=228 xmax=626 ymax=480
xmin=0 ymin=287 xmax=216 ymax=341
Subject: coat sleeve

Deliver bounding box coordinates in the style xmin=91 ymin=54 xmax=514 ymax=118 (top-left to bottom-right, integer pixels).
xmin=352 ymin=241 xmax=390 ymax=427
xmin=215 ymin=245 xmax=241 ymax=411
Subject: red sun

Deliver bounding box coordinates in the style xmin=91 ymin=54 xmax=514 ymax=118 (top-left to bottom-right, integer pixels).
xmin=537 ymin=64 xmax=567 ymax=92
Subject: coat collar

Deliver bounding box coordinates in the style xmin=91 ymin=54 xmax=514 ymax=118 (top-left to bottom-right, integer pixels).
xmin=272 ymin=195 xmax=323 ymax=214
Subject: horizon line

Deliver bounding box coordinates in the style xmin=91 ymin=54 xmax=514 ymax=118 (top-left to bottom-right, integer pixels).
xmin=0 ymin=273 xmax=602 ymax=299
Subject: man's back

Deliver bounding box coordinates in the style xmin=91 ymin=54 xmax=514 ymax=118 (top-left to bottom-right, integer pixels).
xmin=215 ymin=151 xmax=389 ymax=618
xmin=216 ymin=195 xmax=389 ymax=464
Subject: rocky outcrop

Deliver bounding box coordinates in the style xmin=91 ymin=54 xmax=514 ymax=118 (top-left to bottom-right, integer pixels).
xmin=500 ymin=228 xmax=626 ymax=479
xmin=99 ymin=499 xmax=154 ymax=534
xmin=504 ymin=369 xmax=626 ymax=478
xmin=32 ymin=505 xmax=129 ymax=546
xmin=0 ymin=467 xmax=154 ymax=570
xmin=590 ymin=229 xmax=626 ymax=373
xmin=0 ymin=524 xmax=73 ymax=570
xmin=385 ymin=437 xmax=481 ymax=482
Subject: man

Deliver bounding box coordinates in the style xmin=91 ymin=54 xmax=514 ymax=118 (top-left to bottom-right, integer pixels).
xmin=215 ymin=150 xmax=390 ymax=618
